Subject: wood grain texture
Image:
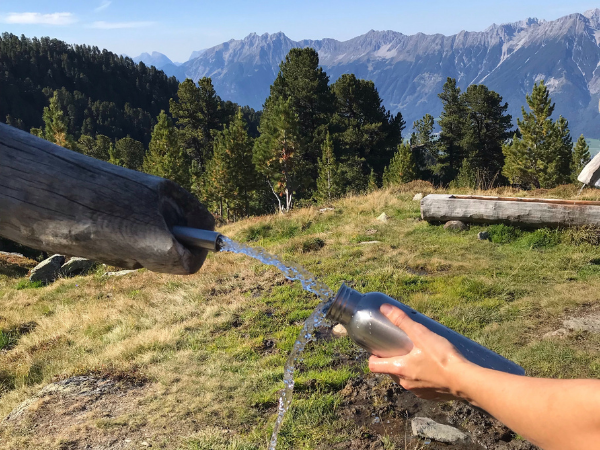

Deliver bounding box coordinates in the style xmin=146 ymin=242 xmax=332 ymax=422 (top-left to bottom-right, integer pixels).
xmin=0 ymin=122 xmax=215 ymax=274
xmin=421 ymin=194 xmax=600 ymax=228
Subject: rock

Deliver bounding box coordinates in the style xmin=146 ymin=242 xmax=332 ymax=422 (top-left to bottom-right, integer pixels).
xmin=444 ymin=220 xmax=467 ymax=231
xmin=29 ymin=254 xmax=65 ymax=284
xmin=319 ymin=207 xmax=334 ymax=213
xmin=477 ymin=231 xmax=490 ymax=240
xmin=376 ymin=213 xmax=389 ymax=223
xmin=332 ymin=324 xmax=348 ymax=337
xmin=563 ymin=314 xmax=600 ymax=333
xmin=365 ymin=229 xmax=377 ymax=236
xmin=359 ymin=241 xmax=381 ymax=245
xmin=413 ymin=193 xmax=424 ymax=201
xmin=543 ymin=328 xmax=568 ymax=339
xmin=103 ymin=269 xmax=137 ymax=277
xmin=60 ymin=257 xmax=95 ymax=277
xmin=411 ymin=417 xmax=469 ymax=444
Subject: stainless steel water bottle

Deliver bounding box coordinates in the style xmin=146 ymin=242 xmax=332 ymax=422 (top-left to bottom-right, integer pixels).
xmin=326 ymin=284 xmax=525 ymax=375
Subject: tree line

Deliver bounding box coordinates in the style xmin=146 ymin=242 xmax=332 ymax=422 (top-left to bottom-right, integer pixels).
xmin=5 ymin=37 xmax=592 ymax=220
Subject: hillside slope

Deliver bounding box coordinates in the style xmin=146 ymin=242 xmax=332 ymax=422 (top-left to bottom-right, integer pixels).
xmin=1 ymin=185 xmax=600 ymax=448
xmin=175 ymin=9 xmax=600 ymax=138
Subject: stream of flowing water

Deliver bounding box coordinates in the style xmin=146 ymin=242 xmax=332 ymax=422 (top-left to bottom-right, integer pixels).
xmin=218 ymin=236 xmax=335 ymax=450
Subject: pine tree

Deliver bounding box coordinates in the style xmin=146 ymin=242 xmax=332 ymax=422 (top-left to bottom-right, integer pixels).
xmin=383 ymin=142 xmax=418 ymax=186
xmin=253 ymin=98 xmax=301 ymax=213
xmin=572 ymin=135 xmax=591 ymax=181
xmin=143 ymin=111 xmax=191 ymax=189
xmin=169 ymin=77 xmax=224 ymax=170
xmin=410 ymin=114 xmax=437 ymax=180
xmin=110 ymin=137 xmax=145 ymax=170
xmin=315 ymin=132 xmax=342 ymax=202
xmin=461 ymin=84 xmax=512 ymax=183
xmin=31 ymin=91 xmax=76 ymax=150
xmin=503 ymin=81 xmax=572 ymax=188
xmin=76 ymin=134 xmax=112 ymax=161
xmin=437 ymin=78 xmax=466 ymax=181
xmin=367 ymin=169 xmax=378 ymax=193
xmin=199 ymin=109 xmax=257 ymax=219
xmin=266 ymin=48 xmax=334 ymax=195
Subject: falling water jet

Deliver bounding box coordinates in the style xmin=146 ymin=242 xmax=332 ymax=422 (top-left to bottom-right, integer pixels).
xmin=217 ymin=236 xmax=335 ymax=450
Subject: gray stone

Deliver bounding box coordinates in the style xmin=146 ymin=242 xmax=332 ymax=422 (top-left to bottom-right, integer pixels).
xmin=319 ymin=207 xmax=334 ymax=213
xmin=103 ymin=269 xmax=137 ymax=277
xmin=332 ymin=324 xmax=348 ymax=337
xmin=543 ymin=328 xmax=568 ymax=339
xmin=478 ymin=231 xmax=490 ymax=240
xmin=563 ymin=314 xmax=600 ymax=334
xmin=29 ymin=254 xmax=65 ymax=284
xmin=376 ymin=213 xmax=389 ymax=223
xmin=444 ymin=220 xmax=467 ymax=231
xmin=411 ymin=417 xmax=468 ymax=444
xmin=413 ymin=193 xmax=424 ymax=201
xmin=60 ymin=257 xmax=95 ymax=277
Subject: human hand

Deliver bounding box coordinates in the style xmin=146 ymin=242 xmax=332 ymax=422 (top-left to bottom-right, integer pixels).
xmin=368 ymin=304 xmax=473 ymax=401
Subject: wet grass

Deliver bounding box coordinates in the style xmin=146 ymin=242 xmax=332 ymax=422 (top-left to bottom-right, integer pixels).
xmin=1 ymin=184 xmax=600 ymax=448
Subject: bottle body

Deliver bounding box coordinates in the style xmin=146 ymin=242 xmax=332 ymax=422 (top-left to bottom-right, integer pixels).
xmin=326 ymin=284 xmax=525 ymax=376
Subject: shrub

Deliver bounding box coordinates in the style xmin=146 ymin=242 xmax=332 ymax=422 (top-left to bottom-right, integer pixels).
xmin=487 ymin=224 xmax=522 ymax=244
xmin=239 ymin=224 xmax=273 ymax=242
xmin=518 ymin=228 xmax=560 ymax=249
xmin=301 ymin=238 xmax=325 ymax=253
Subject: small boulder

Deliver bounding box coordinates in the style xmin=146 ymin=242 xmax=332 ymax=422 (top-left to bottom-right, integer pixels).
xmin=332 ymin=324 xmax=348 ymax=337
xmin=412 ymin=193 xmax=424 ymax=201
xmin=411 ymin=417 xmax=468 ymax=444
xmin=444 ymin=220 xmax=467 ymax=231
xmin=60 ymin=257 xmax=95 ymax=277
xmin=477 ymin=231 xmax=490 ymax=240
xmin=543 ymin=328 xmax=568 ymax=339
xmin=29 ymin=254 xmax=65 ymax=284
xmin=376 ymin=213 xmax=389 ymax=223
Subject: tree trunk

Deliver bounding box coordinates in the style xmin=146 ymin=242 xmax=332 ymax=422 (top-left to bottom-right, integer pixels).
xmin=421 ymin=194 xmax=600 ymax=228
xmin=0 ymin=122 xmax=214 ymax=274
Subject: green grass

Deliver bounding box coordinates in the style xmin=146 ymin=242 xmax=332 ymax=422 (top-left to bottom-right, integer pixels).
xmin=2 ymin=185 xmax=600 ymax=448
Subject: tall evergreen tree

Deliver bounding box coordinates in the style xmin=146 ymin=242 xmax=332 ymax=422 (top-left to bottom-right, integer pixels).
xmin=437 ymin=78 xmax=467 ymax=181
xmin=503 ymin=81 xmax=572 ymax=188
xmin=253 ymin=98 xmax=301 ymax=213
xmin=331 ymin=73 xmax=404 ymax=185
xmin=169 ymin=77 xmax=224 ymax=170
xmin=383 ymin=142 xmax=418 ymax=187
xmin=461 ymin=84 xmax=513 ymax=183
xmin=143 ymin=111 xmax=191 ymax=189
xmin=572 ymin=135 xmax=591 ymax=181
xmin=410 ymin=114 xmax=437 ymax=180
xmin=199 ymin=109 xmax=257 ymax=219
xmin=266 ymin=48 xmax=334 ymax=194
xmin=31 ymin=91 xmax=75 ymax=150
xmin=315 ymin=132 xmax=342 ymax=202
xmin=110 ymin=137 xmax=145 ymax=170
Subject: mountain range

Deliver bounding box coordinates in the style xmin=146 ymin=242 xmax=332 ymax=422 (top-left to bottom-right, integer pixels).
xmin=142 ymin=9 xmax=600 ymax=139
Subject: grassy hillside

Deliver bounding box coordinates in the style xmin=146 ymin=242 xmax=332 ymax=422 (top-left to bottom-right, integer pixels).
xmin=1 ymin=183 xmax=600 ymax=449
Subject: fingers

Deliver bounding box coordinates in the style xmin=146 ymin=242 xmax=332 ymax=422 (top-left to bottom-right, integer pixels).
xmin=369 ymin=354 xmax=406 ymax=377
xmin=380 ymin=304 xmax=427 ymax=343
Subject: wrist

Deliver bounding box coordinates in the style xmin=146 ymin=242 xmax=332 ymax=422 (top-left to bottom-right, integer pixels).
xmin=447 ymin=356 xmax=480 ymax=401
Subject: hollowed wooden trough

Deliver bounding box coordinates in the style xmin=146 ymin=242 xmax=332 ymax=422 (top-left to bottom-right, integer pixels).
xmin=421 ymin=194 xmax=600 ymax=228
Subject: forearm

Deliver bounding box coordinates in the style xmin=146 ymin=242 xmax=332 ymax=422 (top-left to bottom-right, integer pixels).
xmin=453 ymin=363 xmax=600 ymax=450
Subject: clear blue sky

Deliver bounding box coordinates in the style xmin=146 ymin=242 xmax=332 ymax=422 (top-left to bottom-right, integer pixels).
xmin=0 ymin=0 xmax=597 ymax=62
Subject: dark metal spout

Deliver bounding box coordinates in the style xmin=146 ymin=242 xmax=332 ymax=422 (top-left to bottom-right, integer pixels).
xmin=172 ymin=226 xmax=223 ymax=252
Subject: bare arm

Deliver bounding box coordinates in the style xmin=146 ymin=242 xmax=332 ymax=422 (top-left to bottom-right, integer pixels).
xmin=368 ymin=304 xmax=600 ymax=450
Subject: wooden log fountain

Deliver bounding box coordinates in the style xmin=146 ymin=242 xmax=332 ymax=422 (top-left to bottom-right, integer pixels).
xmin=421 ymin=194 xmax=600 ymax=228
xmin=0 ymin=123 xmax=214 ymax=274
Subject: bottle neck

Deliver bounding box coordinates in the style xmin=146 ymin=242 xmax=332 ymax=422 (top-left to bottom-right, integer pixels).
xmin=326 ymin=284 xmax=364 ymax=325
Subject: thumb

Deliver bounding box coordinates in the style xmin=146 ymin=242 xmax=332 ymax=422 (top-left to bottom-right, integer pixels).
xmin=380 ymin=303 xmax=426 ymax=343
